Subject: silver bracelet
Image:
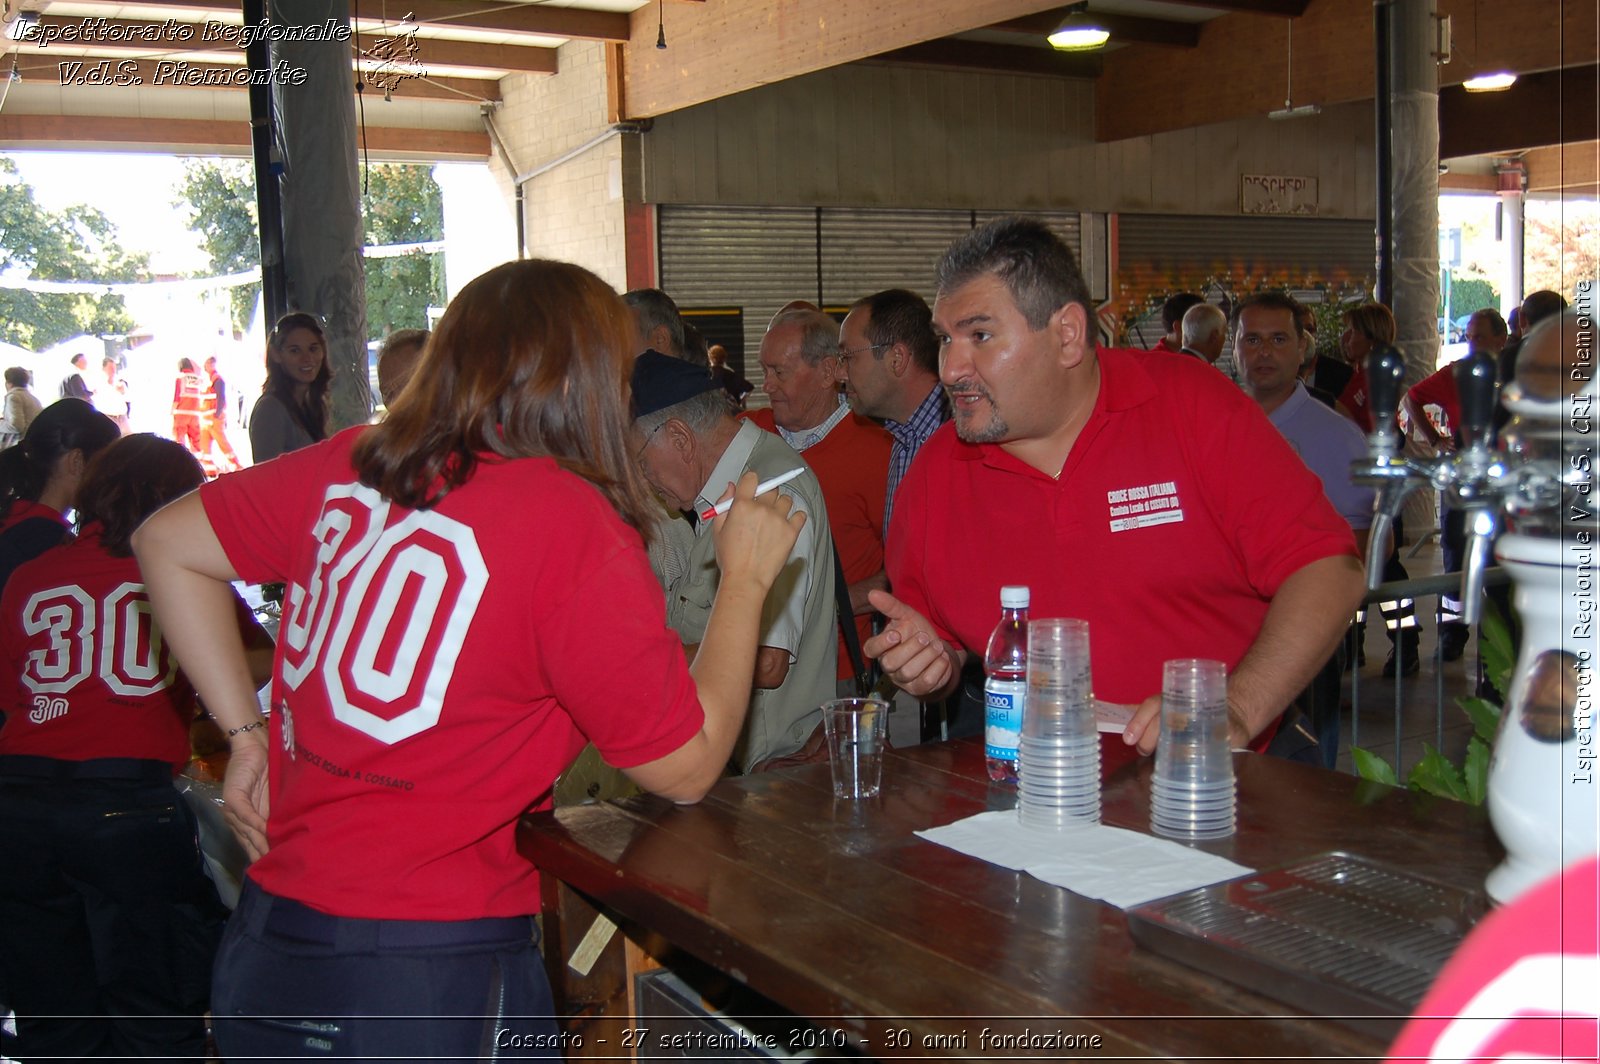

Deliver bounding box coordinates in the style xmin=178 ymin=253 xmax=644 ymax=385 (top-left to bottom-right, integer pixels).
xmin=227 ymin=720 xmax=268 ymax=738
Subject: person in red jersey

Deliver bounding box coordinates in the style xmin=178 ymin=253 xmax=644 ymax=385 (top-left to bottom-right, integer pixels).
xmin=132 ymin=259 xmax=807 ymax=1061
xmin=0 ymin=434 xmax=270 ymax=1061
xmin=1385 ymin=857 xmax=1598 ymax=1064
xmin=864 ymin=217 xmax=1363 ymax=763
xmin=0 ymin=398 xmax=120 ymax=595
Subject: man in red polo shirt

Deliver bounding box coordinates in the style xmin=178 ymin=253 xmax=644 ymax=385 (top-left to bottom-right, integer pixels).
xmin=865 ymin=217 xmax=1364 ymax=758
xmin=748 ymin=309 xmax=891 ymax=689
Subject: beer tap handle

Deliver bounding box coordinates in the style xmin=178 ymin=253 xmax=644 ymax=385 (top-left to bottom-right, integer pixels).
xmin=1367 ymin=344 xmax=1407 ymax=451
xmin=1459 ymin=507 xmax=1498 ymax=626
xmin=1453 ymin=348 xmax=1499 ymax=452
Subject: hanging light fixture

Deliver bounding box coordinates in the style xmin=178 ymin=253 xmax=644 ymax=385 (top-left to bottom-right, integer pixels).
xmin=655 ymin=0 xmax=666 ymax=49
xmin=1462 ymin=72 xmax=1516 ymax=92
xmin=1268 ymin=17 xmax=1320 ymax=119
xmin=1047 ymin=4 xmax=1109 ymax=52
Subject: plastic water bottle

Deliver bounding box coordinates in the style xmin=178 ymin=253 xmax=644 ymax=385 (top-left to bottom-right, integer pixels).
xmin=984 ymin=585 xmax=1030 ymax=783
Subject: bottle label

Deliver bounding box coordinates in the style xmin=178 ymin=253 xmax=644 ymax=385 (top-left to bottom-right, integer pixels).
xmin=984 ymin=678 xmax=1026 ymax=761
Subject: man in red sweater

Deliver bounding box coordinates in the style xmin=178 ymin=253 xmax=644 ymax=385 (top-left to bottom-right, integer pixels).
xmin=748 ymin=309 xmax=891 ymax=688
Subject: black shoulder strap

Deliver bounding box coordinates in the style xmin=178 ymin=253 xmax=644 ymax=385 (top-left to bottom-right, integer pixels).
xmin=830 ymin=535 xmax=871 ymax=695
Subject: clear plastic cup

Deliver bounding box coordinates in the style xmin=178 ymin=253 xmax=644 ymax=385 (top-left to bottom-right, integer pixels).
xmin=821 ymin=699 xmax=890 ymax=799
xmin=1023 ymin=619 xmax=1094 ymax=742
xmin=1150 ymin=659 xmax=1236 ymax=840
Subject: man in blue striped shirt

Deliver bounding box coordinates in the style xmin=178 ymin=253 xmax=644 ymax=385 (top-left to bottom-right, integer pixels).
xmin=837 ymin=289 xmax=950 ymax=540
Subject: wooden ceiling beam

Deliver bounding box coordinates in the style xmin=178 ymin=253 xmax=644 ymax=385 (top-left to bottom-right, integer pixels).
xmin=1153 ymin=0 xmax=1307 ymax=14
xmin=21 ymin=0 xmax=629 ymax=41
xmin=8 ymin=53 xmax=503 ymax=99
xmin=621 ymin=0 xmax=1076 ymax=119
xmin=1523 ymin=139 xmax=1600 ymax=194
xmin=1439 ymin=65 xmax=1598 ymax=159
xmin=989 ymin=9 xmax=1202 ymax=48
xmin=0 ymin=112 xmax=489 ymax=156
xmin=1096 ymin=0 xmax=1598 ymax=143
xmin=11 ymin=14 xmax=556 ymax=74
xmin=873 ymin=39 xmax=1102 ymax=78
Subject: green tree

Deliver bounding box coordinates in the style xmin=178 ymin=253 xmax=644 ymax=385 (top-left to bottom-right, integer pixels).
xmin=361 ymin=163 xmax=445 ymax=341
xmin=176 ymin=159 xmax=444 ymax=342
xmin=0 ymin=157 xmax=144 ymax=350
xmin=176 ymin=159 xmax=259 ymax=333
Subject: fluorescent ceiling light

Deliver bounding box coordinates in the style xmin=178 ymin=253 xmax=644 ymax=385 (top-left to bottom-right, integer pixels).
xmin=1048 ymin=11 xmax=1109 ymax=52
xmin=1462 ymin=72 xmax=1516 ymax=92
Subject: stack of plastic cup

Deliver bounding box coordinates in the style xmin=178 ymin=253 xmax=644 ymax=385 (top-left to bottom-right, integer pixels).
xmin=1150 ymin=658 xmax=1236 ymax=840
xmin=1018 ymin=619 xmax=1100 ymax=829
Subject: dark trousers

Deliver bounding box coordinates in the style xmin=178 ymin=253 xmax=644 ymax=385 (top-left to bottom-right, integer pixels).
xmin=214 ymin=880 xmax=559 ymax=1062
xmin=0 ymin=761 xmax=225 ymax=1062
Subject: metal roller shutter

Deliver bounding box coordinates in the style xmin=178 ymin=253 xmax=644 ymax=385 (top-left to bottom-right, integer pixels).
xmin=1118 ymin=214 xmax=1375 ymax=276
xmin=819 ymin=209 xmax=974 ymax=307
xmin=659 ymin=205 xmax=819 ymax=379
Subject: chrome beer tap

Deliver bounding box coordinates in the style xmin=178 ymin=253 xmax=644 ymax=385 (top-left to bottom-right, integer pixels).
xmin=1353 ymin=313 xmax=1598 ymax=904
xmin=1352 ymin=343 xmax=1504 ymax=624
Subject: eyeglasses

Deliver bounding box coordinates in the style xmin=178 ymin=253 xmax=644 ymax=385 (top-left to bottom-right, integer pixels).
xmin=836 ymin=342 xmax=889 ymax=366
xmin=634 ymin=422 xmax=664 ymax=464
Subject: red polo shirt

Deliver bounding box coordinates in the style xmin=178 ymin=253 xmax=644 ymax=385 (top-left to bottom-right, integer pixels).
xmin=887 ymin=348 xmax=1355 ymax=740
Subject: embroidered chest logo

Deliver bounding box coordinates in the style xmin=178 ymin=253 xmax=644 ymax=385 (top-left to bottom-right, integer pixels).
xmin=1107 ymin=480 xmax=1184 ymax=532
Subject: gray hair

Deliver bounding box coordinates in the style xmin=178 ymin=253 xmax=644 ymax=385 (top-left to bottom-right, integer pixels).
xmin=634 ymin=388 xmax=731 ymax=437
xmin=768 ymin=309 xmax=840 ymax=367
xmin=1181 ymin=303 xmax=1226 ymax=346
xmin=623 ymin=288 xmax=690 ymax=362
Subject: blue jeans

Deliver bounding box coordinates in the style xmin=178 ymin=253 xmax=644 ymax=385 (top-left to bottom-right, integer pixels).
xmin=214 ymin=881 xmax=559 ymax=1062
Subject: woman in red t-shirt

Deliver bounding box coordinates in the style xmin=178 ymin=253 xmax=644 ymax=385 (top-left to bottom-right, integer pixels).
xmin=132 ymin=259 xmax=808 ymax=1060
xmin=0 ymin=397 xmax=120 ymax=595
xmin=0 ymin=435 xmax=257 ymax=1060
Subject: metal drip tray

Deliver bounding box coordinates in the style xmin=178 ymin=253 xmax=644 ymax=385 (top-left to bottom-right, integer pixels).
xmin=1128 ymin=852 xmax=1487 ymax=1038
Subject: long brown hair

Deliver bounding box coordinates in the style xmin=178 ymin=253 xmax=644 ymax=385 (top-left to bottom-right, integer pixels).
xmin=76 ymin=434 xmax=204 ymax=557
xmin=351 ymin=259 xmax=657 ymax=536
xmin=264 ymin=311 xmax=332 ymax=442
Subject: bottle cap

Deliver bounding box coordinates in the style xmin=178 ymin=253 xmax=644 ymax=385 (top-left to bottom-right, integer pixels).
xmin=1000 ymin=585 xmax=1030 ymax=609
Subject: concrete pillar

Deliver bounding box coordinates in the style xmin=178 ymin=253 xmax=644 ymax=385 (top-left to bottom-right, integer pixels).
xmin=1387 ymin=0 xmax=1441 ymax=392
xmin=1497 ymin=163 xmax=1526 ymax=316
xmin=271 ymin=0 xmax=371 ymax=429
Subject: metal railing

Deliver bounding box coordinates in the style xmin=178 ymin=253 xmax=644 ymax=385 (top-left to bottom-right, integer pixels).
xmin=1348 ymin=566 xmax=1513 ymax=775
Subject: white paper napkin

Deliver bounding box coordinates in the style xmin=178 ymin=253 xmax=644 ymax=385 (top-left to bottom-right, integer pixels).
xmin=916 ymin=809 xmax=1253 ymax=909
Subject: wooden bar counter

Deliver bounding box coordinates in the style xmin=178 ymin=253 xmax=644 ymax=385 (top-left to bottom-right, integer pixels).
xmin=517 ymin=736 xmax=1499 ymax=1060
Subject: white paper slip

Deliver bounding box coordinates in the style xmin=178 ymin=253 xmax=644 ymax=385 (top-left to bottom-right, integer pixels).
xmin=916 ymin=809 xmax=1253 ymax=910
xmin=1095 ymin=700 xmax=1135 ymax=734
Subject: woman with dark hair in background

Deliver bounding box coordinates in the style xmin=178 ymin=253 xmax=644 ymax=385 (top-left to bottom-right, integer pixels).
xmin=133 ymin=258 xmax=806 ymax=1060
xmin=0 ymin=398 xmax=120 ymax=593
xmin=249 ymin=311 xmax=331 ymax=464
xmin=0 ymin=434 xmax=271 ymax=1060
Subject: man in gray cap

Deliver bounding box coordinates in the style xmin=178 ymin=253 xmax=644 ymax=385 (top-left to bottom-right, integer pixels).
xmin=630 ymin=351 xmax=838 ymax=772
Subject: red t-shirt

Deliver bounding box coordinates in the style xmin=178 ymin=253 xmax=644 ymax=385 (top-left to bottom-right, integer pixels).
xmin=888 ymin=348 xmax=1355 ymax=730
xmin=200 ymin=428 xmax=704 ymax=920
xmin=1339 ymin=363 xmax=1374 ymax=433
xmin=1408 ymin=363 xmax=1461 ymax=443
xmin=0 ymin=499 xmax=66 ymax=535
xmin=1386 ymin=857 xmax=1598 ymax=1063
xmin=0 ymin=527 xmax=196 ymax=768
xmin=747 ymin=409 xmax=890 ymax=680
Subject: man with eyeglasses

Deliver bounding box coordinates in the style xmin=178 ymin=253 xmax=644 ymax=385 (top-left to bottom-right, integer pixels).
xmin=837 ymin=289 xmax=949 ymax=540
xmin=631 ymin=351 xmax=837 ymax=772
xmin=748 ymin=309 xmax=891 ymax=690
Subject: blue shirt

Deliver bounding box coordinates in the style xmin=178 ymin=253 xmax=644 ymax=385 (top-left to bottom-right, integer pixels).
xmin=883 ymin=383 xmax=950 ymax=539
xmin=1267 ymin=382 xmax=1375 ymax=531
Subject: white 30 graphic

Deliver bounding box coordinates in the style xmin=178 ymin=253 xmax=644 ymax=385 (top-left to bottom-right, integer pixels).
xmin=21 ymin=581 xmax=176 ymax=696
xmin=280 ymin=483 xmax=487 ymax=745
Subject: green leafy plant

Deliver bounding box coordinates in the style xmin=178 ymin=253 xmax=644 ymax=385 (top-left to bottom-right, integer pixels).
xmin=1352 ymin=602 xmax=1516 ymax=804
